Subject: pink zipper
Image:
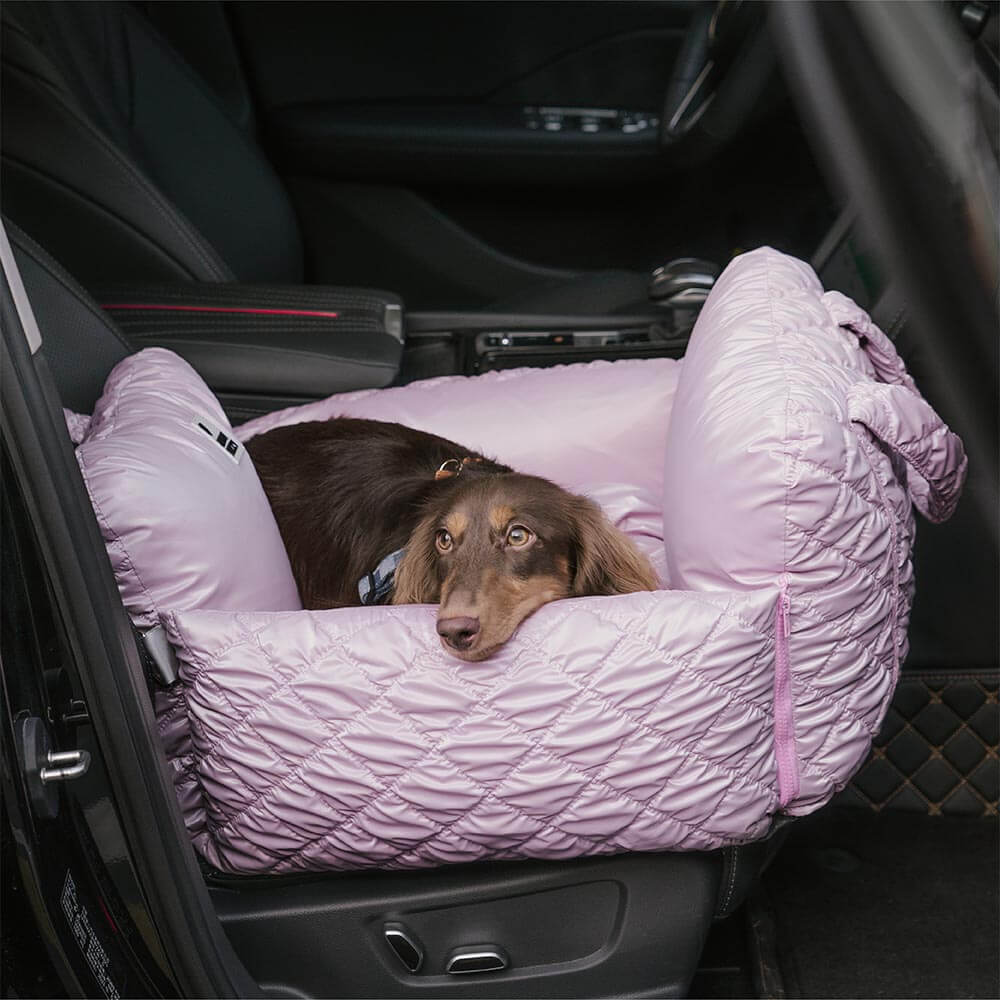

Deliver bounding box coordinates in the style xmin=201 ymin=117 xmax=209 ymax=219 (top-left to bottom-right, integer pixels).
xmin=774 ymin=573 xmax=800 ymax=808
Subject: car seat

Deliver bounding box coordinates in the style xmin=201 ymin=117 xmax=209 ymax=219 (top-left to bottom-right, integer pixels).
xmin=0 ymin=1 xmax=652 ymax=314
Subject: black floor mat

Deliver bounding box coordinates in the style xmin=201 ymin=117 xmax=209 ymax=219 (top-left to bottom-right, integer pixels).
xmin=763 ymin=807 xmax=999 ymax=999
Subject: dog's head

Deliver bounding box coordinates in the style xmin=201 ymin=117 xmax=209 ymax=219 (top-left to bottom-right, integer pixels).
xmin=392 ymin=473 xmax=658 ymax=661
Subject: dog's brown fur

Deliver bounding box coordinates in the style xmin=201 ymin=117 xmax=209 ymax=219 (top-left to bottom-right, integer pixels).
xmin=247 ymin=418 xmax=658 ymax=660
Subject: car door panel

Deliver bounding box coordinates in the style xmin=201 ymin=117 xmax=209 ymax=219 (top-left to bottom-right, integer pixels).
xmin=267 ymin=103 xmax=663 ymax=186
xmin=231 ymin=2 xmax=690 ymax=120
xmin=222 ymin=1 xmax=703 ymax=305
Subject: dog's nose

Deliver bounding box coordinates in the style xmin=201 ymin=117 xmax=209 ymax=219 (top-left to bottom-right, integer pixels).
xmin=437 ymin=616 xmax=481 ymax=650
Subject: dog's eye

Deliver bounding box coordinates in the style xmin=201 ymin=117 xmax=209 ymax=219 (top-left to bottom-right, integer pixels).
xmin=435 ymin=529 xmax=453 ymax=553
xmin=506 ymin=525 xmax=534 ymax=547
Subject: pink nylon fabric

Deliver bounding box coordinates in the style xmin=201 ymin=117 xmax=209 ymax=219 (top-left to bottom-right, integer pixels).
xmin=662 ymin=248 xmax=965 ymax=814
xmin=75 ymin=348 xmax=302 ymax=627
xmin=237 ymin=357 xmax=680 ymax=501
xmin=74 ymin=248 xmax=965 ymax=873
xmin=165 ymin=591 xmax=777 ymax=872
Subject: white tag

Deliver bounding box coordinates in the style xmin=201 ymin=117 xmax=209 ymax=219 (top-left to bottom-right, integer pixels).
xmin=191 ymin=414 xmax=242 ymax=465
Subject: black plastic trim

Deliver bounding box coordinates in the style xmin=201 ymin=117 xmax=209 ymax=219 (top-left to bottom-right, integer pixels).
xmin=1 ymin=260 xmax=261 ymax=997
xmin=268 ymin=103 xmax=663 ymax=185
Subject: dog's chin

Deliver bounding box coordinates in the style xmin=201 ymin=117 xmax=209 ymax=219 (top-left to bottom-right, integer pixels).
xmin=438 ymin=632 xmax=510 ymax=662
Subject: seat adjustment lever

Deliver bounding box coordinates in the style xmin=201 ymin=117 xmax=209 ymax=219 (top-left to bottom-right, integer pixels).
xmin=383 ymin=922 xmax=424 ymax=974
xmin=446 ymin=945 xmax=509 ymax=975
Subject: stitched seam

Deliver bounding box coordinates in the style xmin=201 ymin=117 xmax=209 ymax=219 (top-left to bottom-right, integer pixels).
xmin=77 ymin=443 xmax=162 ymax=626
xmin=127 ymin=338 xmax=397 ymax=370
xmin=274 ymin=616 xmax=759 ymax=870
xmin=7 ymin=59 xmax=230 ymax=279
xmin=721 ymin=847 xmax=740 ymax=913
xmin=763 ymin=253 xmax=801 ymax=810
xmin=785 ymin=520 xmax=894 ymax=591
xmin=856 ymin=430 xmax=902 ymax=685
xmin=864 ymin=390 xmax=950 ymax=498
xmin=244 ymin=620 xmax=626 ymax=868
xmin=781 ymin=599 xmax=892 ymax=740
xmin=202 ymin=615 xmax=454 ymax=837
xmin=184 ymin=603 xmax=774 ymax=863
xmin=4 ymin=154 xmax=215 ymax=282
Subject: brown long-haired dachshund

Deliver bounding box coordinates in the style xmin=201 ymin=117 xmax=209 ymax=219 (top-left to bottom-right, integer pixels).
xmin=246 ymin=418 xmax=658 ymax=661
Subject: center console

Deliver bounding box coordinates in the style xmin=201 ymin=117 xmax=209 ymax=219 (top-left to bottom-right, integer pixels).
xmin=401 ymin=257 xmax=720 ymax=380
xmin=402 ymin=307 xmax=692 ymax=381
xmin=92 ymin=259 xmax=720 ymax=418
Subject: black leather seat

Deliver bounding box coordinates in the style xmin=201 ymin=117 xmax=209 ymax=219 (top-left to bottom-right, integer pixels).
xmin=0 ymin=0 xmax=649 ymax=313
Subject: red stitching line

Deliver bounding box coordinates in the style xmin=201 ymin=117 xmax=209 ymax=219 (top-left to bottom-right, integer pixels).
xmin=101 ymin=303 xmax=340 ymax=319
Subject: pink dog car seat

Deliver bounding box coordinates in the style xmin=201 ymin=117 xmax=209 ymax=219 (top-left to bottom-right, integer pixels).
xmin=71 ymin=248 xmax=966 ymax=873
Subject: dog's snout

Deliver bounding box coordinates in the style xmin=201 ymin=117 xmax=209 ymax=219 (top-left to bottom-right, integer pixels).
xmin=437 ymin=615 xmax=481 ymax=650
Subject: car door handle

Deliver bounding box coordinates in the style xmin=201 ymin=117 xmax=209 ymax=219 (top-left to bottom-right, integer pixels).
xmin=40 ymin=748 xmax=91 ymax=783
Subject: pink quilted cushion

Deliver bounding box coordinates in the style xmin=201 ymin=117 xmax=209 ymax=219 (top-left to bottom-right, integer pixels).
xmin=149 ymin=249 xmax=965 ymax=874
xmin=663 ymin=249 xmax=967 ymax=811
xmin=237 ymin=356 xmax=681 ymax=502
xmin=75 ymin=348 xmax=302 ymax=626
xmin=165 ymin=589 xmax=778 ymax=873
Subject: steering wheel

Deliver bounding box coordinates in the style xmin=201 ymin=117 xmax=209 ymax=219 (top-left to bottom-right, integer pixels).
xmin=660 ymin=0 xmax=776 ymax=161
xmin=770 ymin=1 xmax=999 ymax=540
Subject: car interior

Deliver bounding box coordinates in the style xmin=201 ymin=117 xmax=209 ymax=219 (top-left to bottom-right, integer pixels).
xmin=1 ymin=2 xmax=997 ymax=998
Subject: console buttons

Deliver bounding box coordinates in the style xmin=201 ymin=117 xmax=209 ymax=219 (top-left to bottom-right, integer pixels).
xmin=446 ymin=946 xmax=509 ymax=975
xmin=383 ymin=923 xmax=424 ymax=974
xmin=522 ymin=106 xmax=658 ymax=134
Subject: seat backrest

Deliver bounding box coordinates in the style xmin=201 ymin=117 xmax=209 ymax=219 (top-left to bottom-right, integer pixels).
xmin=1 ymin=1 xmax=302 ymax=288
xmin=8 ymin=221 xmax=134 ymax=412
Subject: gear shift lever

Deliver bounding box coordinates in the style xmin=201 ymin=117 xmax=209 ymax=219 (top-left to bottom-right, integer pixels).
xmin=648 ymin=257 xmax=722 ymax=305
xmin=648 ymin=257 xmax=721 ymax=336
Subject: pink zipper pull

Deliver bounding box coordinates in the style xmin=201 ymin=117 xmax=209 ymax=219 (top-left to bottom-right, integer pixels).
xmin=778 ymin=573 xmax=791 ymax=639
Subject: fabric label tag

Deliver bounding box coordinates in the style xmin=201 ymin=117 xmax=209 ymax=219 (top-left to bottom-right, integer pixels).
xmin=192 ymin=414 xmax=243 ymax=465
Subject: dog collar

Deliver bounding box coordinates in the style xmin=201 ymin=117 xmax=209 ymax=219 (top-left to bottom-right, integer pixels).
xmin=358 ymin=547 xmax=406 ymax=605
xmin=435 ymin=456 xmax=484 ymax=480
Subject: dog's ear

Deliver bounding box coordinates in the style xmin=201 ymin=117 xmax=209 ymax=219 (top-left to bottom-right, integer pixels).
xmin=391 ymin=514 xmax=442 ymax=604
xmin=569 ymin=495 xmax=659 ymax=596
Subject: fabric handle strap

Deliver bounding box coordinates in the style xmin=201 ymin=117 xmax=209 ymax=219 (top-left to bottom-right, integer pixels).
xmin=823 ymin=290 xmax=968 ymax=523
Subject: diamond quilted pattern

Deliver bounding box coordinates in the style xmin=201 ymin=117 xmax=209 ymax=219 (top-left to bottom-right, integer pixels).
xmin=164 ymin=589 xmax=783 ymax=872
xmin=912 ymin=756 xmax=964 ymax=803
xmin=141 ymin=249 xmax=967 ymax=874
xmin=893 ymin=680 xmax=932 ymax=718
xmin=877 ymin=706 xmax=907 ymax=743
xmin=942 ymin=682 xmax=988 ymax=719
xmin=885 ymin=727 xmax=934 ymax=771
xmin=840 ymin=672 xmax=999 ymax=817
xmin=971 ymin=700 xmax=999 ymax=746
xmin=852 ymin=754 xmax=905 ymax=803
xmin=970 ymin=758 xmax=999 ymax=803
xmin=943 ymin=728 xmax=990 ymax=774
xmin=911 ymin=700 xmax=964 ymax=745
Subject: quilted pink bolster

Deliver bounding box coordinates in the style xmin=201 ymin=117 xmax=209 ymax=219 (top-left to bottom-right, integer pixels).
xmin=848 ymin=381 xmax=967 ymax=523
xmin=827 ymin=288 xmax=968 ymax=523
